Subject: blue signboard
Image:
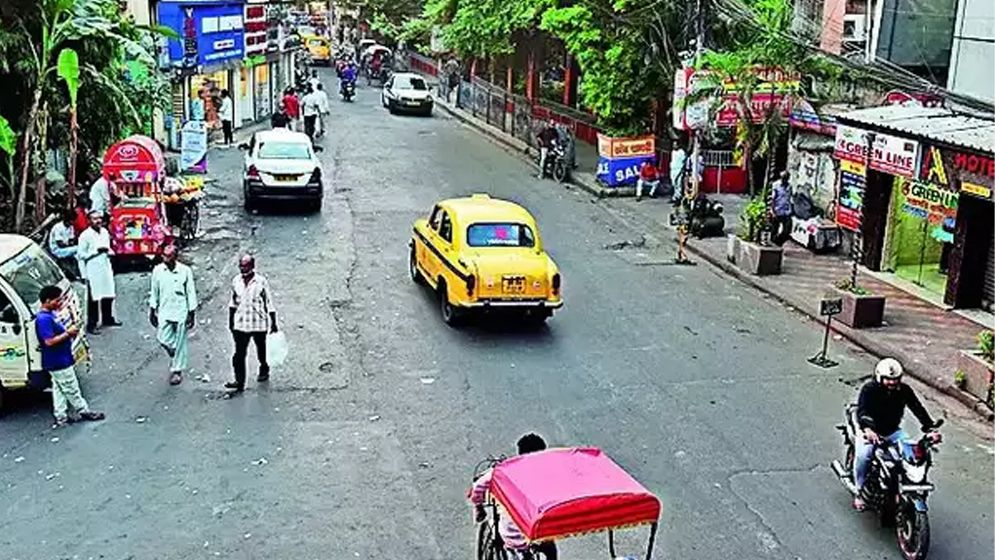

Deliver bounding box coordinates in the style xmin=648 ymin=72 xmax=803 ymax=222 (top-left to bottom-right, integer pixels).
xmin=158 ymin=1 xmax=245 ymax=69
xmin=597 ymin=154 xmax=655 ymax=187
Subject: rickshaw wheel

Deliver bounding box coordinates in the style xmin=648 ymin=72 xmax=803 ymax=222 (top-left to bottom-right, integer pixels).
xmin=476 ymin=520 xmax=507 ymax=560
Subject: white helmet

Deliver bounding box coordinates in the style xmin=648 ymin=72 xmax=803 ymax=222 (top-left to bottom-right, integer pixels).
xmin=875 ymin=358 xmax=903 ymax=382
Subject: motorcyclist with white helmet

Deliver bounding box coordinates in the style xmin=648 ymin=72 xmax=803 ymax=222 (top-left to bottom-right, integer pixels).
xmin=852 ymin=358 xmax=941 ymax=511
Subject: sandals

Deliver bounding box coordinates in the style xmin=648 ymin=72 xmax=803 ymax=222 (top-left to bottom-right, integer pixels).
xmin=78 ymin=411 xmax=105 ymax=422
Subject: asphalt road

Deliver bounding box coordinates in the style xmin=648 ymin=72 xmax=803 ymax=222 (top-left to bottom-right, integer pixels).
xmin=1 ymin=69 xmax=992 ymax=560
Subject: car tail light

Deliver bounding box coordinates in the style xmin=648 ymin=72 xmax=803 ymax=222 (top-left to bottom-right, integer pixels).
xmin=308 ymin=168 xmax=321 ymax=185
xmin=551 ymin=273 xmax=561 ymax=295
xmin=466 ymin=275 xmax=476 ymax=296
xmin=247 ymin=165 xmax=260 ymax=179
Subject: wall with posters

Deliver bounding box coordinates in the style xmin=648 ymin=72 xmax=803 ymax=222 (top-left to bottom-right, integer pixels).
xmin=158 ymin=1 xmax=245 ymax=69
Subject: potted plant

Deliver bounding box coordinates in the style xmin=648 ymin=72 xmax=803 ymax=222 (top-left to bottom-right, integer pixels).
xmin=955 ymin=329 xmax=995 ymax=407
xmin=733 ymin=195 xmax=783 ymax=276
xmin=832 ymin=278 xmax=886 ymax=328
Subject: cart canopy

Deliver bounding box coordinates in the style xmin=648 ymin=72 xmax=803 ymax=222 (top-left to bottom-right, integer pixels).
xmin=490 ymin=447 xmax=661 ymax=543
xmin=102 ymin=135 xmax=165 ymax=184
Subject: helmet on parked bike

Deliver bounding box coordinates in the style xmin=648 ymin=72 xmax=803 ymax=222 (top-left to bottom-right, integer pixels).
xmin=874 ymin=358 xmax=903 ymax=383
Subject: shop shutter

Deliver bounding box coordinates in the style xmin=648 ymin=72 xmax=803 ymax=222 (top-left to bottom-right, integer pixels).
xmin=984 ymin=232 xmax=995 ymax=312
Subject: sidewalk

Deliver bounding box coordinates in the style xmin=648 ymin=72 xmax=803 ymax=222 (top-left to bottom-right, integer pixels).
xmin=424 ymin=74 xmax=994 ymax=418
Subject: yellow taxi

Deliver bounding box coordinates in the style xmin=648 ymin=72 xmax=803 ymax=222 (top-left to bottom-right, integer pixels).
xmin=409 ymin=194 xmax=562 ymax=326
xmin=305 ymin=36 xmax=332 ymax=65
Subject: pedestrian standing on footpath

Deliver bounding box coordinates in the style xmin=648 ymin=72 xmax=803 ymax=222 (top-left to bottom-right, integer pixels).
xmin=149 ymin=244 xmax=198 ymax=386
xmin=314 ymin=83 xmax=330 ymax=138
xmin=770 ymin=170 xmax=794 ymax=246
xmin=669 ymin=145 xmax=687 ymax=205
xmin=301 ymin=86 xmax=322 ymax=141
xmin=226 ymin=254 xmax=279 ymax=394
xmin=219 ymin=89 xmax=234 ymax=146
xmin=89 ymin=174 xmax=113 ymax=220
xmin=36 ymin=285 xmax=105 ymax=428
xmin=77 ymin=211 xmax=121 ymax=334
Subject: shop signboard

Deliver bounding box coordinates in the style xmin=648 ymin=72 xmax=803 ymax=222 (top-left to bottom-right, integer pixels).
xmin=180 ymin=120 xmax=208 ymax=173
xmin=833 ymin=125 xmax=920 ymax=178
xmin=158 ymin=2 xmax=245 ymax=68
xmin=244 ymin=3 xmax=268 ymax=56
xmin=920 ymin=143 xmax=994 ymax=201
xmin=836 ymin=159 xmax=866 ymax=231
xmin=673 ymin=67 xmax=799 ymax=130
xmin=898 ymin=178 xmax=958 ymax=242
xmin=596 ymin=134 xmax=656 ymax=188
xmin=789 ymin=99 xmax=837 ymax=136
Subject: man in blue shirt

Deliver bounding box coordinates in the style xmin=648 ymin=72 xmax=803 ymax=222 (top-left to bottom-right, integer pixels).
xmin=36 ymin=285 xmax=105 ymax=428
xmin=769 ymin=170 xmax=794 ymax=246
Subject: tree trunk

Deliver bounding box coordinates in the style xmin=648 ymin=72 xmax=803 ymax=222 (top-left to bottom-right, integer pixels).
xmin=14 ymin=87 xmax=43 ymax=231
xmin=33 ymin=102 xmax=49 ymax=225
xmin=67 ymin=107 xmax=78 ymax=210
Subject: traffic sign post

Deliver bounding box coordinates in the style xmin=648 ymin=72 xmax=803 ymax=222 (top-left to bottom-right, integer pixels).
xmin=809 ymin=297 xmax=843 ymax=368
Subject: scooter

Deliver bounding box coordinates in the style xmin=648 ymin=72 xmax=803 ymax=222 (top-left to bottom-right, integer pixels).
xmin=340 ymin=79 xmax=356 ymax=101
xmin=830 ymin=406 xmax=943 ymax=560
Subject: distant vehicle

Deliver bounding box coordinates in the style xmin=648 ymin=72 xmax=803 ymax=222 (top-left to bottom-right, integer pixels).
xmin=239 ymin=129 xmax=324 ymax=213
xmin=296 ymin=25 xmax=317 ymax=38
xmin=409 ymin=194 xmax=563 ymax=326
xmin=381 ymin=72 xmax=434 ymax=116
xmin=305 ymin=36 xmax=331 ymax=65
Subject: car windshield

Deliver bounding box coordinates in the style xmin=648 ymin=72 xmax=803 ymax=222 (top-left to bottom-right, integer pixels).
xmin=308 ymin=39 xmax=326 ymax=47
xmin=466 ymin=223 xmax=535 ymax=248
xmin=297 ymin=26 xmax=315 ymax=36
xmin=0 ymin=243 xmax=65 ymax=308
xmin=398 ymin=77 xmax=428 ymax=91
xmin=257 ymin=141 xmax=311 ymax=160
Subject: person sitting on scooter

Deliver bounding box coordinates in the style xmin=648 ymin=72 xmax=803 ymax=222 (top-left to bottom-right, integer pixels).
xmin=340 ymin=61 xmax=357 ymax=93
xmin=636 ymin=159 xmax=661 ymax=201
xmin=853 ymin=358 xmax=941 ymax=511
xmin=535 ymin=120 xmax=559 ymax=179
xmin=470 ymin=433 xmax=558 ymax=559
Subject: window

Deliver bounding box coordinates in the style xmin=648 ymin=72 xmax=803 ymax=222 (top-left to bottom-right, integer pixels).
xmin=428 ymin=206 xmax=442 ymax=231
xmin=0 ymin=244 xmax=65 ymax=310
xmin=466 ymin=223 xmax=535 ymax=248
xmin=0 ymin=288 xmax=16 ymax=324
xmin=439 ymin=212 xmax=453 ymax=243
xmin=399 ymin=76 xmax=428 ymax=91
xmin=257 ymin=141 xmax=311 ymax=160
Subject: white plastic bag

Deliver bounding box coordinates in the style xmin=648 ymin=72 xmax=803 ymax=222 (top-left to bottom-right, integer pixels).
xmin=266 ymin=331 xmax=288 ymax=368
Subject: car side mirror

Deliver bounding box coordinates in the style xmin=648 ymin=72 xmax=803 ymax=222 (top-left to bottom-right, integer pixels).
xmin=238 ymin=143 xmax=250 ymax=150
xmin=313 ymin=145 xmax=325 ymax=152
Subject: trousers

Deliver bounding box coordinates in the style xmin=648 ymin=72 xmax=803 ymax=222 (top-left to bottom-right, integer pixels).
xmin=854 ymin=429 xmax=907 ymax=489
xmin=86 ymin=286 xmax=115 ymax=328
xmin=157 ymin=320 xmax=190 ymax=373
xmin=232 ymin=330 xmax=269 ymax=389
xmin=50 ymin=365 xmax=89 ymax=421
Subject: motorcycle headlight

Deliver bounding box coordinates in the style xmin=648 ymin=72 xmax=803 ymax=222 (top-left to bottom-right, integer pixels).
xmin=904 ymin=462 xmax=927 ymax=483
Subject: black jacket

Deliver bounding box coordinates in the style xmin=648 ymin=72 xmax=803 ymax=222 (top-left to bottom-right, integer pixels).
xmin=271 ymin=111 xmax=290 ymax=128
xmin=856 ymin=380 xmax=934 ymax=436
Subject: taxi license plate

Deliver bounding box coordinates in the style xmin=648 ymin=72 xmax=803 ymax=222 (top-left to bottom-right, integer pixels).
xmin=502 ymin=276 xmax=525 ymax=294
xmin=275 ymin=174 xmax=297 ymax=182
xmin=405 ymin=100 xmax=421 ymax=106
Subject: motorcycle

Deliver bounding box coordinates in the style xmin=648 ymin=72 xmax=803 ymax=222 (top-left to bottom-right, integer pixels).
xmin=340 ymin=79 xmax=356 ymax=101
xmin=830 ymin=405 xmax=943 ymax=560
xmin=535 ymin=142 xmax=569 ymax=183
xmin=687 ymin=194 xmax=725 ymax=238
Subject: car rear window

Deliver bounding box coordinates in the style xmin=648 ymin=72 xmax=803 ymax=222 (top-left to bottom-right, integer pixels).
xmin=399 ymin=77 xmax=428 ymax=91
xmin=466 ymin=223 xmax=535 ymax=247
xmin=0 ymin=244 xmax=65 ymax=308
xmin=257 ymin=141 xmax=311 ymax=160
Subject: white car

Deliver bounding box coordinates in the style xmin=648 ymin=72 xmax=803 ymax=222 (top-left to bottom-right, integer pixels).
xmin=381 ymin=72 xmax=434 ymax=116
xmin=239 ymin=129 xmax=324 ymax=212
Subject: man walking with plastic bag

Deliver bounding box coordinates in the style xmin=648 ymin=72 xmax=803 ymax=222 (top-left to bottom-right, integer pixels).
xmin=226 ymin=254 xmax=279 ymax=394
xmin=149 ymin=244 xmax=197 ymax=386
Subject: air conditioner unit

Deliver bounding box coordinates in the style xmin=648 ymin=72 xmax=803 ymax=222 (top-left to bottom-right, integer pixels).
xmin=842 ymin=14 xmax=866 ymax=42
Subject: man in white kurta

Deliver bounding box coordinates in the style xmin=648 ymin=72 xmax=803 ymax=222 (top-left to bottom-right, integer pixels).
xmin=76 ymin=212 xmax=120 ymax=333
xmin=149 ymin=245 xmax=197 ymax=385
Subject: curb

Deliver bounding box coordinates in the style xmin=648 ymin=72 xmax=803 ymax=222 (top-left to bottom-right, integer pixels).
xmin=681 ymin=239 xmax=995 ymax=420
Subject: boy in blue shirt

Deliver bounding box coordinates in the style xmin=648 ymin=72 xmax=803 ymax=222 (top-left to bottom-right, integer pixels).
xmin=36 ymin=285 xmax=105 ymax=428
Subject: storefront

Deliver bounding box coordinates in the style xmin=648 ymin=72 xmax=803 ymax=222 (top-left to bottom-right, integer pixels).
xmin=834 ymin=105 xmax=995 ymax=310
xmin=158 ymin=0 xmax=246 ymax=144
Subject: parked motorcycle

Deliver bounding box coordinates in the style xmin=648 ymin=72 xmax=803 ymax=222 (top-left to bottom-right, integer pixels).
xmin=687 ymin=194 xmax=725 ymax=238
xmin=830 ymin=405 xmax=943 ymax=560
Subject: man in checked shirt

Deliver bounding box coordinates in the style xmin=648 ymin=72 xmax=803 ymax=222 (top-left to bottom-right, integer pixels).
xmin=226 ymin=254 xmax=279 ymax=393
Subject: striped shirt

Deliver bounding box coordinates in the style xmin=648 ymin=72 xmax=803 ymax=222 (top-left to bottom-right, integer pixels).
xmin=470 ymin=469 xmax=527 ymax=550
xmin=229 ymin=273 xmax=275 ymax=333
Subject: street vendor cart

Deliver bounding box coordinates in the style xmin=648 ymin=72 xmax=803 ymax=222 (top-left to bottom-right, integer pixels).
xmin=473 ymin=447 xmax=662 ymax=559
xmin=102 ymin=135 xmax=170 ymax=258
xmin=163 ymin=176 xmax=204 ymax=242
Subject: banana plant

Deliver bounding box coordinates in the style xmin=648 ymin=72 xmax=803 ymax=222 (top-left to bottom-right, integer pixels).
xmin=57 ymin=48 xmax=80 ymax=209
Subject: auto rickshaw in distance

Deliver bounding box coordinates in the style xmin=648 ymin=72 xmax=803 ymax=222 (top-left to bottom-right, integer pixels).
xmin=473 ymin=447 xmax=662 ymax=559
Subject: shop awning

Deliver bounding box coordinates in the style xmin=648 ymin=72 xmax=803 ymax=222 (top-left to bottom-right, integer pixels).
xmin=835 ymin=105 xmax=995 ymax=155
